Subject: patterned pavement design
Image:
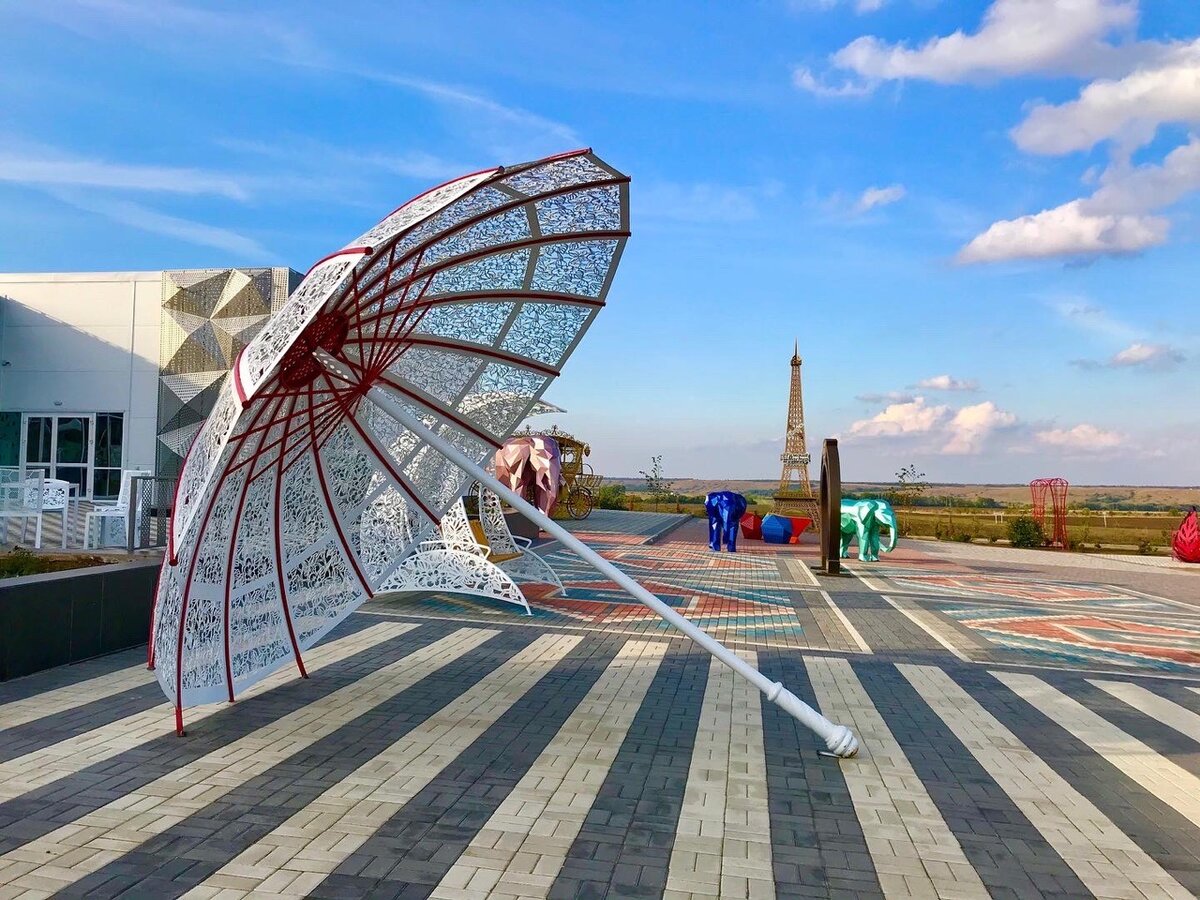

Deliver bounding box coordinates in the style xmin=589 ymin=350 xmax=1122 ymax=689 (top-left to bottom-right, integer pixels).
xmin=852 ymin=565 xmax=1162 ymax=604
xmin=1 ymin=512 xmax=1199 ymax=899
xmin=843 ymin=558 xmax=1200 ymax=672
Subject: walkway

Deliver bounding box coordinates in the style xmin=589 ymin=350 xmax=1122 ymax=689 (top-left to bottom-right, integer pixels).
xmin=1 ymin=512 xmax=1198 ymax=899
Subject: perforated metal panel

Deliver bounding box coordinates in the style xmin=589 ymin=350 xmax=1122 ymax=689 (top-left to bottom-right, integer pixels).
xmin=157 ymin=268 xmax=297 ymax=480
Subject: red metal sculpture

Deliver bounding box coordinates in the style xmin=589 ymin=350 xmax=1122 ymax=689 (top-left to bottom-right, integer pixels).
xmin=740 ymin=512 xmax=763 ymax=540
xmin=1172 ymin=508 xmax=1200 ymax=563
xmin=1030 ymin=477 xmax=1069 ymax=549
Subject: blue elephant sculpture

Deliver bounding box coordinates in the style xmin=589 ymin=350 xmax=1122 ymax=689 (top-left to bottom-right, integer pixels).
xmin=705 ymin=491 xmax=748 ymax=552
xmin=839 ymin=498 xmax=898 ymax=562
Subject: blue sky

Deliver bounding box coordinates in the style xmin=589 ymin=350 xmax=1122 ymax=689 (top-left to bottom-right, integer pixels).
xmin=2 ymin=1 xmax=1198 ymax=484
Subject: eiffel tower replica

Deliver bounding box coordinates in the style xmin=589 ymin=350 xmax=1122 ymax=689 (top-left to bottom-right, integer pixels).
xmin=772 ymin=341 xmax=821 ymax=530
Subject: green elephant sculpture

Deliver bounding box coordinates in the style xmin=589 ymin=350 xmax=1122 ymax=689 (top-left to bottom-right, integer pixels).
xmin=840 ymin=498 xmax=898 ymax=562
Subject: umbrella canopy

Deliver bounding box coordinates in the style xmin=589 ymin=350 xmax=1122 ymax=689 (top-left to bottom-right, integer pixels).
xmin=150 ymin=150 xmax=629 ymax=722
xmin=149 ymin=149 xmax=858 ymax=756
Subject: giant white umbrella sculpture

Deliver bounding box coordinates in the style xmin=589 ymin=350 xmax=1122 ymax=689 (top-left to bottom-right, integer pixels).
xmin=149 ymin=149 xmax=858 ymax=756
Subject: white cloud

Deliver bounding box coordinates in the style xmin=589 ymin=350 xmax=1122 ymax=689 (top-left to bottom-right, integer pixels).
xmin=52 ymin=191 xmax=270 ymax=258
xmin=369 ymin=73 xmax=579 ymax=147
xmin=1050 ymin=298 xmax=1138 ymax=340
xmin=957 ymin=200 xmax=1167 ymax=262
xmin=853 ymin=184 xmax=906 ymax=213
xmin=847 ymin=396 xmax=1016 ymax=454
xmin=1073 ymin=341 xmax=1186 ymax=371
xmin=848 ymin=396 xmax=949 ymax=437
xmin=217 ymin=137 xmax=469 ymax=186
xmin=797 ymin=0 xmax=1200 ymax=263
xmin=0 ymin=150 xmax=249 ymax=200
xmin=856 ymin=390 xmax=916 ymax=404
xmin=791 ymin=0 xmax=886 ymax=14
xmin=793 ymin=67 xmax=875 ymax=98
xmin=827 ymin=0 xmax=1139 ymax=86
xmin=943 ymin=401 xmax=1017 ymax=454
xmin=960 ymin=134 xmax=1200 ymax=262
xmin=1012 ymin=43 xmax=1200 ymax=154
xmin=913 ymin=374 xmax=979 ymax=391
xmin=1087 ymin=136 xmax=1200 ymax=211
xmin=1035 ymin=423 xmax=1125 ymax=450
xmin=1111 ymin=342 xmax=1183 ymax=367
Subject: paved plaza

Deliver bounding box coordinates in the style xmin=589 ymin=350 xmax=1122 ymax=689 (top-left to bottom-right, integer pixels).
xmin=1 ymin=510 xmax=1199 ymax=899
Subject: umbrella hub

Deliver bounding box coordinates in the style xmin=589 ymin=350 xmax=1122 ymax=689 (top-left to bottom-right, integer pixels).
xmin=280 ymin=311 xmax=350 ymax=389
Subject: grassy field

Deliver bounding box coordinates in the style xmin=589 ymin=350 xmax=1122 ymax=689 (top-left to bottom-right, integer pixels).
xmin=614 ymin=489 xmax=1191 ymax=555
xmin=611 ymin=479 xmax=1200 ymax=509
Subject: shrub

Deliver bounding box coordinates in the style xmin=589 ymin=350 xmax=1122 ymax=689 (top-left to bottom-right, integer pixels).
xmin=953 ymin=531 xmax=974 ymax=543
xmin=1007 ymin=516 xmax=1045 ymax=549
xmin=596 ymin=484 xmax=628 ymax=510
xmin=1137 ymin=537 xmax=1154 ymax=555
xmin=0 ymin=548 xmax=108 ymax=579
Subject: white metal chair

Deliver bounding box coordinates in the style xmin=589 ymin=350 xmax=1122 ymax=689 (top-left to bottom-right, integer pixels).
xmin=475 ymin=485 xmax=565 ymax=597
xmin=0 ymin=468 xmax=44 ymax=547
xmin=86 ymin=469 xmax=152 ymax=549
xmin=380 ymin=498 xmax=532 ymax=615
xmin=31 ymin=478 xmax=72 ymax=549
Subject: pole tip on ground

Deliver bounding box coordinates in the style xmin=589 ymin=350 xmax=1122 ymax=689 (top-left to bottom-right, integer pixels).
xmin=825 ymin=725 xmax=859 ymax=758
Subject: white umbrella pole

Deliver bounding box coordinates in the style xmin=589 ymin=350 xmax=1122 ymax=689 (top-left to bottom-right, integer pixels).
xmin=366 ymin=385 xmax=859 ymax=757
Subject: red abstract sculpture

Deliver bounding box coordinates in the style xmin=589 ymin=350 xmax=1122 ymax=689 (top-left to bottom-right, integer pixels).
xmin=788 ymin=517 xmax=813 ymax=543
xmin=495 ymin=436 xmax=561 ymax=516
xmin=1173 ymin=508 xmax=1200 ymax=563
xmin=1030 ymin=477 xmax=1069 ymax=549
xmin=740 ymin=512 xmax=763 ymax=540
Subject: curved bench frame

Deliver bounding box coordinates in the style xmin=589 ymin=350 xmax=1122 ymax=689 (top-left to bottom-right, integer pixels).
xmin=475 ymin=486 xmax=565 ymax=597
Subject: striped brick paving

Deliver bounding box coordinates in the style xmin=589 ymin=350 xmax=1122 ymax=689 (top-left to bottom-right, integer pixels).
xmin=0 ymin=511 xmax=1198 ymax=899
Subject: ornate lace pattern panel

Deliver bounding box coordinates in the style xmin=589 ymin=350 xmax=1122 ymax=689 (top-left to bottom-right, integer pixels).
xmin=228 ymin=470 xmax=290 ymax=687
xmin=348 ymin=171 xmax=497 ymax=251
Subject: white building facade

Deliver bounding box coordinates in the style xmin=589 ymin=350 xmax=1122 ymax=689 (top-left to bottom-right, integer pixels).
xmin=0 ymin=268 xmax=298 ymax=500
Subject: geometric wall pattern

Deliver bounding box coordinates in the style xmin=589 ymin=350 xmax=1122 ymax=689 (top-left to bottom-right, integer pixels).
xmin=156 ymin=268 xmax=299 ymax=480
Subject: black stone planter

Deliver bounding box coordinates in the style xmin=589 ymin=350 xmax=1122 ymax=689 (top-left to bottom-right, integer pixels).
xmin=0 ymin=559 xmax=160 ymax=681
xmin=504 ymin=510 xmax=541 ymax=541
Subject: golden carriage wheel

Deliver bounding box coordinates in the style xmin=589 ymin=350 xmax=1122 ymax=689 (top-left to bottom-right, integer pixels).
xmin=566 ymin=486 xmax=594 ymax=520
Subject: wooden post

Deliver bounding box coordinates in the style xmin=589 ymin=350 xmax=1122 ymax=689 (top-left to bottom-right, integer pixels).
xmin=819 ymin=438 xmax=841 ymax=575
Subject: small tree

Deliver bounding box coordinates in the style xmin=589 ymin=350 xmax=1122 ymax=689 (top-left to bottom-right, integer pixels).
xmin=638 ymin=455 xmax=675 ymax=511
xmin=1007 ymin=516 xmax=1045 ymax=549
xmin=889 ymin=463 xmax=928 ymax=509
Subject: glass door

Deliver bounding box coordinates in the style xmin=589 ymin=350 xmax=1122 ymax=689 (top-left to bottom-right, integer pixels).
xmin=20 ymin=414 xmax=105 ymax=500
xmin=94 ymin=414 xmax=124 ymax=500
xmin=54 ymin=416 xmax=91 ymax=499
xmin=24 ymin=416 xmax=52 ymax=479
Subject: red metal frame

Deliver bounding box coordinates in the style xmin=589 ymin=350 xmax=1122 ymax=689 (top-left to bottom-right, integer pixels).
xmin=270 ymin=396 xmax=309 ymax=679
xmin=174 ymin=397 xmax=278 ymax=733
xmin=1029 ymin=477 xmax=1069 ymax=549
xmin=304 ymin=245 xmax=373 ymax=276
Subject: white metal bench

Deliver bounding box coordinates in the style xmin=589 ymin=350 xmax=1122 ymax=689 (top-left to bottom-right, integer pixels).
xmin=380 ymin=498 xmax=531 ymax=615
xmin=474 ymin=485 xmax=565 ymax=597
xmin=379 ymin=488 xmax=565 ymax=615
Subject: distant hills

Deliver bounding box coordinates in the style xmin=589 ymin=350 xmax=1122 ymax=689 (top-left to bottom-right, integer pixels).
xmin=608 ymin=479 xmax=1200 ymax=508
